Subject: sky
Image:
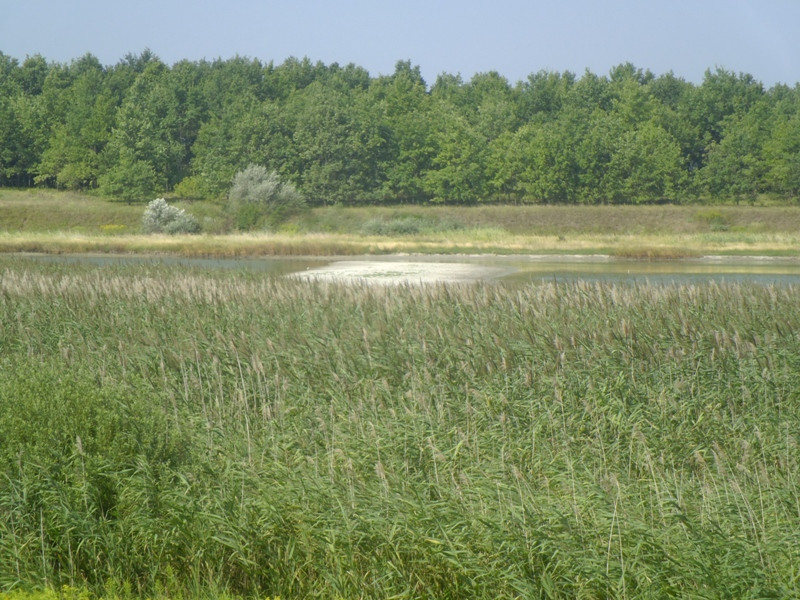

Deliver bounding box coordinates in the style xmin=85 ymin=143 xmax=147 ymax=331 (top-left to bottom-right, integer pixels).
xmin=2 ymin=0 xmax=799 ymax=88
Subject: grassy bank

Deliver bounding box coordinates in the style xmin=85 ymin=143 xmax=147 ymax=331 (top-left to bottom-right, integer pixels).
xmin=1 ymin=189 xmax=799 ymax=257
xmin=1 ymin=256 xmax=799 ymax=598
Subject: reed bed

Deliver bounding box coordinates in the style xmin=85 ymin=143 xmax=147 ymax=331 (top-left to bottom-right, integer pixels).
xmin=1 ymin=256 xmax=799 ymax=599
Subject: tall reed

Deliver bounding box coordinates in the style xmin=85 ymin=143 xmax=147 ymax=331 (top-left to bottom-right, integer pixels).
xmin=1 ymin=257 xmax=798 ymax=598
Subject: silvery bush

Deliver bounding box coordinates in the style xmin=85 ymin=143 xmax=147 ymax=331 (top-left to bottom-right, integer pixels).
xmin=142 ymin=198 xmax=201 ymax=234
xmin=228 ymin=165 xmax=306 ymax=229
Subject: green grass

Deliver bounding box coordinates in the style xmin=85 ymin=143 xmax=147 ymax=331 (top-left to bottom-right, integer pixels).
xmin=2 ymin=189 xmax=800 ymax=257
xmin=291 ymin=203 xmax=800 ymax=236
xmin=0 ymin=189 xmax=226 ymax=235
xmin=1 ymin=256 xmax=799 ymax=598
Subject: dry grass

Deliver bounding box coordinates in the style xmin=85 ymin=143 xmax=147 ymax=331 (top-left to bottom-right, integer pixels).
xmin=1 ymin=230 xmax=799 ymax=258
xmin=299 ymin=204 xmax=800 ymax=235
xmin=2 ymin=189 xmax=800 ymax=257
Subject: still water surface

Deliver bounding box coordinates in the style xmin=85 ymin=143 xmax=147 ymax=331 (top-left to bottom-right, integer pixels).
xmin=16 ymin=253 xmax=800 ymax=285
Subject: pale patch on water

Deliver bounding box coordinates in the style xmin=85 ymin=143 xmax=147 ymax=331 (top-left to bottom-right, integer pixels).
xmin=13 ymin=252 xmax=800 ymax=286
xmin=289 ymin=260 xmax=509 ymax=285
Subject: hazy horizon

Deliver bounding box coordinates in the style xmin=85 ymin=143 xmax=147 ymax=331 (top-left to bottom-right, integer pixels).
xmin=2 ymin=0 xmax=799 ymax=87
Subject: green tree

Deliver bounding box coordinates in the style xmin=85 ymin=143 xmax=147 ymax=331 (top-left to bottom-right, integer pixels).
xmin=0 ymin=52 xmax=22 ymax=98
xmin=101 ymin=57 xmax=200 ymax=197
xmin=36 ymin=55 xmax=115 ymax=189
xmin=604 ymin=121 xmax=686 ymax=203
xmin=14 ymin=54 xmax=49 ymax=95
xmin=764 ymin=113 xmax=800 ymax=198
xmin=489 ymin=117 xmax=581 ymax=204
xmin=371 ymin=61 xmax=434 ymax=203
xmin=97 ymin=148 xmax=159 ymax=202
xmin=689 ymin=68 xmax=765 ymax=153
xmin=0 ymin=94 xmax=47 ymax=186
xmin=574 ymin=110 xmax=626 ymax=203
xmin=271 ymin=56 xmax=328 ymax=97
xmin=186 ymin=94 xmax=295 ymax=199
xmin=566 ymin=70 xmax=613 ymax=113
xmin=648 ymin=72 xmax=704 ymax=174
xmin=291 ymin=82 xmax=385 ymax=204
xmin=700 ymin=102 xmax=772 ymax=201
xmin=201 ymin=55 xmax=268 ymax=111
xmin=610 ymin=78 xmax=656 ymax=126
xmin=485 ymin=129 xmax=525 ymax=202
xmin=516 ymin=70 xmax=575 ymax=122
xmin=518 ymin=118 xmax=581 ymax=203
xmin=422 ymin=100 xmax=487 ymax=203
xmin=463 ymin=71 xmax=519 ymax=142
xmin=430 ymin=72 xmax=466 ymax=107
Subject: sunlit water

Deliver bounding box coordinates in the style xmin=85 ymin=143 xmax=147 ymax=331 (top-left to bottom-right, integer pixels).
xmin=14 ymin=253 xmax=800 ymax=286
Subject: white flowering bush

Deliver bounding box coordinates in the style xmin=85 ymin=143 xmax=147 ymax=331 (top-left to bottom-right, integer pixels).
xmin=228 ymin=165 xmax=306 ymax=229
xmin=141 ymin=198 xmax=200 ymax=234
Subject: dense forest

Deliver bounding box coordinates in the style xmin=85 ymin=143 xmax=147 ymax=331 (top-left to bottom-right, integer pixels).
xmin=1 ymin=50 xmax=799 ymax=205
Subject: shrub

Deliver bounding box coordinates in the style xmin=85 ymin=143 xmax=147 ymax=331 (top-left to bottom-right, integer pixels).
xmin=172 ymin=174 xmax=215 ymax=200
xmin=228 ymin=165 xmax=306 ymax=229
xmin=141 ymin=198 xmax=201 ymax=234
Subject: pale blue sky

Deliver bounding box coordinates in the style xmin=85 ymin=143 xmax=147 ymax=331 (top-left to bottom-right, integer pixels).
xmin=2 ymin=0 xmax=798 ymax=87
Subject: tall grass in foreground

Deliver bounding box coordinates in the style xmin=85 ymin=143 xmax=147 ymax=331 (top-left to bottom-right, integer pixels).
xmin=1 ymin=257 xmax=799 ymax=599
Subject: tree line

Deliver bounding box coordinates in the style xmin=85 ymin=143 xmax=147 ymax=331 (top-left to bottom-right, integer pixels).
xmin=1 ymin=50 xmax=799 ymax=204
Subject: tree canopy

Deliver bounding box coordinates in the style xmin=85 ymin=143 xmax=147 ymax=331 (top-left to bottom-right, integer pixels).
xmin=1 ymin=51 xmax=799 ymax=204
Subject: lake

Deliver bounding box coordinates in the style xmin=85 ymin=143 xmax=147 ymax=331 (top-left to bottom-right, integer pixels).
xmin=16 ymin=252 xmax=800 ymax=285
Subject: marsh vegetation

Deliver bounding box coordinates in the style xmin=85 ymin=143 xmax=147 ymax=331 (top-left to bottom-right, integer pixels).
xmin=1 ymin=257 xmax=798 ymax=598
xmin=2 ymin=189 xmax=800 ymax=257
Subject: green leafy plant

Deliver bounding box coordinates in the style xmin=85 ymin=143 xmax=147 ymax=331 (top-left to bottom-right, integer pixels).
xmin=228 ymin=165 xmax=306 ymax=230
xmin=97 ymin=151 xmax=160 ymax=204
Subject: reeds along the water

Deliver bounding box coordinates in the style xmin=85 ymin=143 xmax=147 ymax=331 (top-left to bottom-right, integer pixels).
xmin=0 ymin=259 xmax=799 ymax=599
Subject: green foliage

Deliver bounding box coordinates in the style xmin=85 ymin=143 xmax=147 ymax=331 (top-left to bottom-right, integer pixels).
xmin=372 ymin=61 xmax=434 ymax=203
xmin=290 ymin=82 xmax=385 ymax=204
xmin=1 ymin=52 xmax=800 ymax=204
xmin=699 ymin=101 xmax=773 ymax=201
xmin=604 ymin=121 xmax=686 ymax=203
xmin=34 ymin=57 xmax=116 ymax=190
xmin=171 ymin=174 xmax=213 ymax=200
xmin=422 ymin=101 xmax=487 ymax=203
xmin=98 ymin=150 xmax=159 ymax=203
xmin=141 ymin=197 xmax=200 ymax=234
xmin=514 ymin=119 xmax=580 ymax=203
xmin=228 ymin=164 xmax=306 ymax=229
xmin=1 ymin=258 xmax=800 ymax=598
xmin=0 ymin=94 xmax=46 ymax=187
xmin=764 ymin=113 xmax=800 ymax=197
